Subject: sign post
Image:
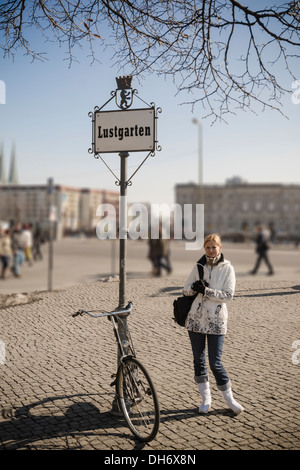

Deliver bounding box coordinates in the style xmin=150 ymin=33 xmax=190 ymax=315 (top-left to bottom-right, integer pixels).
xmin=118 ymin=151 xmax=129 ymax=309
xmin=47 ymin=177 xmax=54 ymax=292
xmin=89 ymin=76 xmax=161 ymax=413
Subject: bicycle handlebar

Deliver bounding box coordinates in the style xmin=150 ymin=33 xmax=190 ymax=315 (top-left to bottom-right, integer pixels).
xmin=72 ymin=301 xmax=133 ymax=319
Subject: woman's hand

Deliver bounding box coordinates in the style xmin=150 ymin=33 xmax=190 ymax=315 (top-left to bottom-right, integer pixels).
xmin=191 ymin=280 xmax=209 ymax=294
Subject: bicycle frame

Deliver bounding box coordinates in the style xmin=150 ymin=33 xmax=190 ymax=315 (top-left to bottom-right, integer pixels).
xmin=72 ymin=301 xmax=135 ymax=361
xmin=72 ymin=300 xmax=160 ymax=442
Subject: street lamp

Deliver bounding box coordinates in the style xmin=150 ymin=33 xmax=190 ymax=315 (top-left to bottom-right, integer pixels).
xmin=192 ymin=118 xmax=204 ymax=204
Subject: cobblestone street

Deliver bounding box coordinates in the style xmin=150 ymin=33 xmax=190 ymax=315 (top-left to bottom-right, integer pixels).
xmin=1 ymin=274 xmax=299 ymax=452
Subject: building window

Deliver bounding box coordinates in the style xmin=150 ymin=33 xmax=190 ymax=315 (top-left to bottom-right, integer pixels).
xmin=255 ymin=200 xmax=262 ymax=211
xmin=268 ymin=201 xmax=276 ymax=212
xmin=242 ymin=200 xmax=249 ymax=211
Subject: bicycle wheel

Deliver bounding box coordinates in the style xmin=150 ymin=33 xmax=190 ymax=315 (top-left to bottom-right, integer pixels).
xmin=116 ymin=356 xmax=160 ymax=442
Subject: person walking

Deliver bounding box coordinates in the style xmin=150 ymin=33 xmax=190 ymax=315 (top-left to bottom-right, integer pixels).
xmin=11 ymin=223 xmax=24 ymax=278
xmin=0 ymin=229 xmax=13 ymax=279
xmin=148 ymin=228 xmax=172 ymax=276
xmin=32 ymin=223 xmax=43 ymax=261
xmin=183 ymin=233 xmax=244 ymax=415
xmin=21 ymin=224 xmax=33 ymax=266
xmin=250 ymin=225 xmax=274 ymax=275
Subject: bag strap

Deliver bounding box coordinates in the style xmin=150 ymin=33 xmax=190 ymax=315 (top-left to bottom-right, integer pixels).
xmin=197 ymin=263 xmax=203 ymax=280
xmin=196 ymin=254 xmax=206 ymax=280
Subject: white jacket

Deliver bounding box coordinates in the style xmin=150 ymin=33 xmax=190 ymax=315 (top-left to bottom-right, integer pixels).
xmin=183 ymin=255 xmax=236 ymax=335
xmin=20 ymin=229 xmax=32 ymax=248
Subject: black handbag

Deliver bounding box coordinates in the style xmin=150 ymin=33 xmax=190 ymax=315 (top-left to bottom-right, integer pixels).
xmin=173 ymin=259 xmax=204 ymax=327
xmin=173 ymin=294 xmax=197 ymax=326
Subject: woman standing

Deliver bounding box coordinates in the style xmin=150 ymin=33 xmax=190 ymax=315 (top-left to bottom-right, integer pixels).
xmin=183 ymin=233 xmax=244 ymax=415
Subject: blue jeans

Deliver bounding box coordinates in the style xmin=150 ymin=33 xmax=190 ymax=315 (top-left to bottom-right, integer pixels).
xmin=188 ymin=331 xmax=231 ymax=390
xmin=12 ymin=250 xmax=23 ymax=276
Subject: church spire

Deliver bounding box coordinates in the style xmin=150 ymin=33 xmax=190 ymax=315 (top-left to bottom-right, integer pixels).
xmin=9 ymin=142 xmax=18 ymax=184
xmin=0 ymin=143 xmax=7 ymax=184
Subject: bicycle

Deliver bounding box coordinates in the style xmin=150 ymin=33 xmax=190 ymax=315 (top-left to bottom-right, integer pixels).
xmin=72 ymin=301 xmax=160 ymax=442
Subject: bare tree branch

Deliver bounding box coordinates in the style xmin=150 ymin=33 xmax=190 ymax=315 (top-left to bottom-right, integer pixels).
xmin=1 ymin=0 xmax=299 ymax=121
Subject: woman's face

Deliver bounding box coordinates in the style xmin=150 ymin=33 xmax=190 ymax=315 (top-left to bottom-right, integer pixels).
xmin=204 ymin=240 xmax=221 ymax=258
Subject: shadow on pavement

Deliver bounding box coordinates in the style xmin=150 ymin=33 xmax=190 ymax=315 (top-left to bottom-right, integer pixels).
xmin=0 ymin=394 xmax=130 ymax=450
xmin=0 ymin=394 xmax=237 ymax=450
xmin=235 ymin=284 xmax=300 ymax=298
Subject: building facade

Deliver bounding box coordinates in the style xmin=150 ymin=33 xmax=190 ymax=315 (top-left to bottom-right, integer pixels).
xmin=175 ymin=180 xmax=300 ymax=240
xmin=0 ymin=184 xmax=119 ymax=238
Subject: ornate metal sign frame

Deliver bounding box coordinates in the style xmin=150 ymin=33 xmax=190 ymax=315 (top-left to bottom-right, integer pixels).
xmin=88 ymin=76 xmax=161 ymax=186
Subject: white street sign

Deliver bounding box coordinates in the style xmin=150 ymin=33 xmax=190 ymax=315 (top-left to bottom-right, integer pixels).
xmin=94 ymin=108 xmax=155 ymax=153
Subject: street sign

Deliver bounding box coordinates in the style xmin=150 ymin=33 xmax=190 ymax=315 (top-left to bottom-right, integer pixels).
xmin=94 ymin=107 xmax=155 ymax=154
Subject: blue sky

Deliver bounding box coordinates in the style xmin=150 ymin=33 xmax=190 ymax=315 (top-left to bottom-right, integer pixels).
xmin=0 ymin=20 xmax=299 ymax=205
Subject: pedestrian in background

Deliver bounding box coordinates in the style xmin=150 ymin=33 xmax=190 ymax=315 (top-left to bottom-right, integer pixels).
xmin=21 ymin=224 xmax=33 ymax=266
xmin=183 ymin=233 xmax=244 ymax=415
xmin=11 ymin=223 xmax=24 ymax=278
xmin=32 ymin=223 xmax=43 ymax=261
xmin=0 ymin=229 xmax=13 ymax=279
xmin=148 ymin=228 xmax=172 ymax=276
xmin=250 ymin=225 xmax=274 ymax=275
xmin=0 ymin=227 xmax=4 ymax=276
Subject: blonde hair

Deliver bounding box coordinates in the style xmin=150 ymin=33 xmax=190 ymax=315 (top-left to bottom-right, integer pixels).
xmin=204 ymin=233 xmax=222 ymax=247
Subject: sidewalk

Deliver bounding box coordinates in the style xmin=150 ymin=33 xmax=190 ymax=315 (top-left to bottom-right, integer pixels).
xmin=1 ymin=238 xmax=299 ymax=295
xmin=0 ymin=272 xmax=299 ymax=450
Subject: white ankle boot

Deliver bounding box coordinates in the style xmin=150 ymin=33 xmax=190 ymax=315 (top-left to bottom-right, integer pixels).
xmin=198 ymin=382 xmax=211 ymax=414
xmin=221 ymin=387 xmax=244 ymax=415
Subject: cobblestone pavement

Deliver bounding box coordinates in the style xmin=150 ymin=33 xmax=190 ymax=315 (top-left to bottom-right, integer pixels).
xmin=0 ymin=275 xmax=299 ymax=452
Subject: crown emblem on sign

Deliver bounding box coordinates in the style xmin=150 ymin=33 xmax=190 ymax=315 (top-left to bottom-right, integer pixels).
xmin=116 ymin=75 xmax=133 ymax=90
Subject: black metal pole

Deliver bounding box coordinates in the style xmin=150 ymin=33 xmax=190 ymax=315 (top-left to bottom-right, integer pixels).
xmin=110 ymin=151 xmax=130 ymax=416
xmin=118 ymin=151 xmax=129 ymax=308
xmin=47 ymin=177 xmax=54 ymax=291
